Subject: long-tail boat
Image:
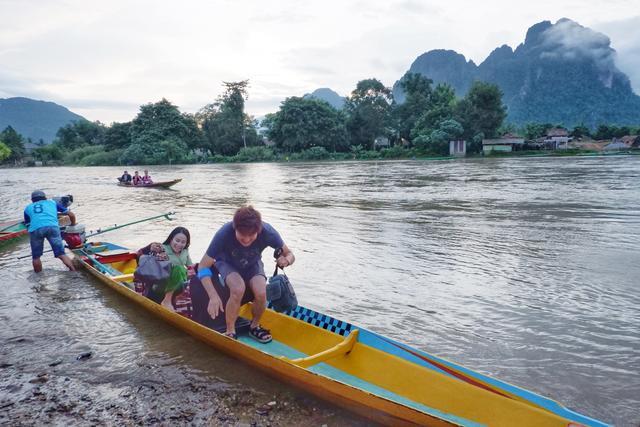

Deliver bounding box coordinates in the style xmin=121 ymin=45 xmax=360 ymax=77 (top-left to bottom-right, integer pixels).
xmin=72 ymin=240 xmax=608 ymax=427
xmin=0 ymin=220 xmax=28 ymax=245
xmin=117 ymin=178 xmax=182 ymax=189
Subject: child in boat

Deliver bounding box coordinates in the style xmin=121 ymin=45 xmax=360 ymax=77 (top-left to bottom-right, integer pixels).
xmin=24 ymin=190 xmax=77 ymax=273
xmin=137 ymin=227 xmax=193 ymax=311
xmin=132 ymin=171 xmax=142 ymax=185
xmin=142 ymin=170 xmax=153 ymax=185
xmin=194 ymin=205 xmax=295 ymax=342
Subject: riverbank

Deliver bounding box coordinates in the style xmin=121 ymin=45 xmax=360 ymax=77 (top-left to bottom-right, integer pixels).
xmin=0 ymin=355 xmax=354 ymax=426
xmin=5 ymin=146 xmax=640 ymax=168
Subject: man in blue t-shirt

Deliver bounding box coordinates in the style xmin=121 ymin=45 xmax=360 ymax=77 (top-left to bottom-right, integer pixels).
xmin=24 ymin=190 xmax=77 ymax=273
xmin=197 ymin=205 xmax=295 ymax=342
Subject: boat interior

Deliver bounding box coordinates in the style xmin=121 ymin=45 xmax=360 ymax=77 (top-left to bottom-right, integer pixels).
xmin=73 ymin=241 xmax=600 ymax=427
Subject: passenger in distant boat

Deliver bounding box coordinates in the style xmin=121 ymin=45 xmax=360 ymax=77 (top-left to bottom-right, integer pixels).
xmin=118 ymin=170 xmax=132 ymax=184
xmin=132 ymin=171 xmax=143 ymax=185
xmin=142 ymin=170 xmax=153 ymax=185
xmin=24 ymin=190 xmax=77 ymax=273
xmin=195 ymin=205 xmax=295 ymax=342
xmin=137 ymin=227 xmax=193 ymax=311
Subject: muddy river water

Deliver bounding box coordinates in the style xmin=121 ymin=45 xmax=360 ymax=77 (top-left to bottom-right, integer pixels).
xmin=1 ymin=156 xmax=639 ymax=425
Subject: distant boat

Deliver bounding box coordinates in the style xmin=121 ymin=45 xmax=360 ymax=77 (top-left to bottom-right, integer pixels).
xmin=0 ymin=220 xmax=28 ymax=245
xmin=117 ymin=178 xmax=182 ymax=189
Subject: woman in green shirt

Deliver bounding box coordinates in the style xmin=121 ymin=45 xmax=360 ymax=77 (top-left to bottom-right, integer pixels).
xmin=138 ymin=227 xmax=193 ymax=311
xmin=161 ymin=226 xmax=193 ymax=311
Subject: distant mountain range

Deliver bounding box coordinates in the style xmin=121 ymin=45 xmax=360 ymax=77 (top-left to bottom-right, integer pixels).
xmin=0 ymin=97 xmax=85 ymax=144
xmin=3 ymin=19 xmax=638 ymax=135
xmin=303 ymin=88 xmax=346 ymax=110
xmin=393 ymin=18 xmax=640 ymax=128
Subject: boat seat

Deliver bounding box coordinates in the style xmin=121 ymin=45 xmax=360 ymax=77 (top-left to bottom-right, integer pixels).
xmin=84 ymin=244 xmax=108 ymax=253
xmin=111 ymin=273 xmax=134 ymax=282
xmin=281 ymin=329 xmax=359 ymax=368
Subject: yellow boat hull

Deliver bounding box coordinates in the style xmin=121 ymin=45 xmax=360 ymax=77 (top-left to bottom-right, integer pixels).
xmin=72 ymin=242 xmax=607 ymax=427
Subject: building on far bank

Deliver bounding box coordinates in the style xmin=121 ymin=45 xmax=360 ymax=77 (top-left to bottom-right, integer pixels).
xmin=374 ymin=136 xmax=390 ymax=149
xmin=482 ymin=134 xmax=524 ymax=154
xmin=23 ymin=141 xmax=41 ymax=154
xmin=603 ymin=141 xmax=629 ymax=151
xmin=612 ymin=135 xmax=639 ymax=148
xmin=544 ymin=128 xmax=571 ymax=149
xmin=449 ymin=140 xmax=466 ymax=156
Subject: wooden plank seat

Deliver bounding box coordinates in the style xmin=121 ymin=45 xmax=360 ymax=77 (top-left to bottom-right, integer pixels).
xmin=281 ymin=329 xmax=359 ymax=368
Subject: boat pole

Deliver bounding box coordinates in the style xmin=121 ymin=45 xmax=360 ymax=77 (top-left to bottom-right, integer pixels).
xmin=16 ymin=212 xmax=175 ymax=260
xmin=85 ymin=211 xmax=175 ymax=238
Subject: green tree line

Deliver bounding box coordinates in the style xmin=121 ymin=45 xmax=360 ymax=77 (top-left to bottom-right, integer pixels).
xmin=2 ymin=75 xmax=639 ymax=167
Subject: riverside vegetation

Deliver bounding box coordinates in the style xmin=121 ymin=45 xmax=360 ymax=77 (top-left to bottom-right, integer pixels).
xmin=1 ymin=77 xmax=639 ymax=167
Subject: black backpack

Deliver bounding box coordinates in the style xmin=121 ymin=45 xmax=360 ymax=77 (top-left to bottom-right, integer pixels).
xmin=267 ymin=269 xmax=298 ymax=313
xmin=266 ymin=249 xmax=298 ymax=313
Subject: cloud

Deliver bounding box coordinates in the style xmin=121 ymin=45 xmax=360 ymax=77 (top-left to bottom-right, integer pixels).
xmin=1 ymin=0 xmax=639 ymax=122
xmin=593 ymin=16 xmax=640 ymax=95
xmin=540 ymin=19 xmax=615 ymax=71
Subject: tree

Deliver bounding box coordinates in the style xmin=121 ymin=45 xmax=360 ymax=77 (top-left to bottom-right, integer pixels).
xmin=413 ymin=119 xmax=464 ymax=155
xmin=594 ymin=124 xmax=613 ymax=140
xmin=455 ymin=81 xmax=507 ymax=152
xmin=33 ymin=144 xmax=63 ymax=165
xmin=266 ymin=97 xmax=349 ymax=153
xmin=0 ymin=126 xmax=25 ymax=163
xmin=103 ymin=122 xmax=132 ymax=151
xmin=523 ymin=123 xmax=553 ymax=140
xmin=570 ymin=124 xmax=591 ymax=139
xmin=55 ymin=120 xmax=106 ymax=150
xmin=200 ymin=80 xmax=257 ymax=156
xmin=392 ymin=73 xmax=434 ymax=141
xmin=130 ymin=98 xmax=201 ymax=147
xmin=345 ymin=79 xmax=393 ymax=150
xmin=410 ymin=83 xmax=458 ymax=143
xmin=156 ymin=137 xmax=191 ymax=164
xmin=123 ymin=98 xmax=203 ymax=163
xmin=0 ymin=142 xmax=11 ymax=162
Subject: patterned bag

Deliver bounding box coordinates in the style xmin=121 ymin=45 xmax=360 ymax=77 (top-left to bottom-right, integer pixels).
xmin=134 ymin=254 xmax=171 ymax=285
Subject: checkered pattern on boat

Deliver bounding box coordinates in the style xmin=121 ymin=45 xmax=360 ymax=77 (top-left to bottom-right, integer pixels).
xmin=284 ymin=305 xmax=354 ymax=336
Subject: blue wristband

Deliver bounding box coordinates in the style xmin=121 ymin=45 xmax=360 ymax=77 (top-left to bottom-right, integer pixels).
xmin=197 ymin=267 xmax=213 ymax=279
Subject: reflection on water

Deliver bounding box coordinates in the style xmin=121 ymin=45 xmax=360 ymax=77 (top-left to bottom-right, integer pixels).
xmin=1 ymin=156 xmax=639 ymax=425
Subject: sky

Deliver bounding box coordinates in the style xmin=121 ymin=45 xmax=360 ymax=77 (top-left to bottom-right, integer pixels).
xmin=1 ymin=0 xmax=638 ymax=124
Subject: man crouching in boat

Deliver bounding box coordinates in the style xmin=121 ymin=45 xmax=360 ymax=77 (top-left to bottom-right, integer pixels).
xmin=24 ymin=190 xmax=76 ymax=273
xmin=196 ymin=206 xmax=295 ymax=342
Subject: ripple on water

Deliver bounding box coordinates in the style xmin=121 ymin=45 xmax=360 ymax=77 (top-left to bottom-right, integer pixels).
xmin=1 ymin=158 xmax=640 ymax=425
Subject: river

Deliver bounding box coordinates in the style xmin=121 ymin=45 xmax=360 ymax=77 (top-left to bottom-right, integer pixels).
xmin=1 ymin=156 xmax=639 ymax=425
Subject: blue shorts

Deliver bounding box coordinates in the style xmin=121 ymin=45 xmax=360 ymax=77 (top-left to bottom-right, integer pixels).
xmin=30 ymin=226 xmax=65 ymax=259
xmin=216 ymin=260 xmax=265 ymax=285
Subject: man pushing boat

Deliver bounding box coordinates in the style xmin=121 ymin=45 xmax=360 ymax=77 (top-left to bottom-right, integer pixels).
xmin=24 ymin=190 xmax=77 ymax=273
xmin=195 ymin=206 xmax=295 ymax=342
